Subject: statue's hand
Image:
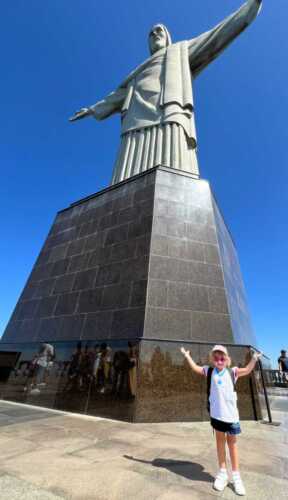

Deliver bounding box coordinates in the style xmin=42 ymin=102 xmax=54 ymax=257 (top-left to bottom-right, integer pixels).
xmin=69 ymin=107 xmax=92 ymax=122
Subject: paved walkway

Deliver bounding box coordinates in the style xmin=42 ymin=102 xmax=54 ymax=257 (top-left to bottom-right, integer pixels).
xmin=0 ymin=392 xmax=287 ymax=500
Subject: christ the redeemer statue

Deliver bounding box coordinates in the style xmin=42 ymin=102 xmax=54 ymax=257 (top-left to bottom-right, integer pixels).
xmin=70 ymin=0 xmax=262 ymax=185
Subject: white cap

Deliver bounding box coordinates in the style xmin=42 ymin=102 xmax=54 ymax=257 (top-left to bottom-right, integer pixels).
xmin=212 ymin=345 xmax=228 ymax=355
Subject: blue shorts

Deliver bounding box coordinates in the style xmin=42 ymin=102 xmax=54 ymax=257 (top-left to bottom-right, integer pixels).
xmin=210 ymin=417 xmax=241 ymax=435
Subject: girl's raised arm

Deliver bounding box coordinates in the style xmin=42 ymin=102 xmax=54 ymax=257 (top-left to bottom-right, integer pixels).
xmin=237 ymin=350 xmax=262 ymax=378
xmin=180 ymin=347 xmax=205 ymax=376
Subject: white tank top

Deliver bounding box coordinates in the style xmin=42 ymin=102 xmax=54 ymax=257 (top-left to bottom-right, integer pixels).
xmin=203 ymin=366 xmax=239 ymax=423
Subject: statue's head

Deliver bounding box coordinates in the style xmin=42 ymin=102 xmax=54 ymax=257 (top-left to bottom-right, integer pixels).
xmin=149 ymin=24 xmax=172 ymax=54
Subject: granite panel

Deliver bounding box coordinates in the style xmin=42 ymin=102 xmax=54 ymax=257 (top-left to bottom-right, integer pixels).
xmin=67 ymin=238 xmax=87 ymax=257
xmin=149 ymin=255 xmax=223 ymax=287
xmin=30 ymin=264 xmax=53 ymax=282
xmin=53 ymin=274 xmax=75 ymax=294
xmin=88 ymin=247 xmax=111 ymax=267
xmin=204 ymin=244 xmax=221 ymax=265
xmin=48 ymin=244 xmax=68 ymax=262
xmin=99 ymin=213 xmax=118 ymax=230
xmin=73 ymin=269 xmax=98 ymax=291
xmin=20 ymin=283 xmax=39 ymax=301
xmin=212 ymin=198 xmax=257 ymax=346
xmin=34 ymin=278 xmax=56 ymax=298
xmin=105 ymin=224 xmax=129 ymax=246
xmin=128 ymin=215 xmax=153 ymax=239
xmin=150 ymin=235 xmax=169 ymax=256
xmin=121 ymin=256 xmax=149 ymax=283
xmin=168 ymin=239 xmax=205 ymax=262
xmin=167 ymin=282 xmax=209 ymax=311
xmin=78 ymin=220 xmax=99 ymax=237
xmin=82 ymin=312 xmax=113 ymax=339
xmin=68 ymin=254 xmax=89 ymax=273
xmin=111 ymin=308 xmax=145 ymax=339
xmin=208 ymin=287 xmax=229 ymax=314
xmin=147 ymin=280 xmax=168 ymax=308
xmin=135 ymin=340 xmax=203 ymax=422
xmin=84 ymin=231 xmax=106 ymax=252
xmin=78 ymin=289 xmax=103 ymax=313
xmin=17 ymin=300 xmax=40 ymax=320
xmin=96 ymin=262 xmax=122 ymax=286
xmin=191 ymin=312 xmax=233 ymax=343
xmin=34 ymin=296 xmax=58 ymax=318
xmin=54 ymin=292 xmax=79 ymax=316
xmin=59 ymin=315 xmax=85 ymax=341
xmin=144 ymin=307 xmax=191 ymax=340
xmin=110 ymin=240 xmax=136 ymax=262
xmin=50 ymin=258 xmax=70 ymax=277
xmin=35 ymin=249 xmax=51 ymax=266
xmin=130 ymin=280 xmax=147 ymax=307
xmin=37 ymin=317 xmax=64 ymax=341
xmin=101 ymin=283 xmax=131 ymax=309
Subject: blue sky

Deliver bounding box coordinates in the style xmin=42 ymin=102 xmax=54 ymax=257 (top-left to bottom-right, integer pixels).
xmin=0 ymin=1 xmax=287 ymax=367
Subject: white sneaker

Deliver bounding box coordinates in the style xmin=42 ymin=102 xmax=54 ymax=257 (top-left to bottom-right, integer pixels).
xmin=232 ymin=474 xmax=246 ymax=496
xmin=213 ymin=469 xmax=228 ymax=491
xmin=30 ymin=388 xmax=41 ymax=395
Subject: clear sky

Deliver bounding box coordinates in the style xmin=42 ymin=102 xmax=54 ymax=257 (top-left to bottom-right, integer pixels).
xmin=1 ymin=1 xmax=287 ymax=367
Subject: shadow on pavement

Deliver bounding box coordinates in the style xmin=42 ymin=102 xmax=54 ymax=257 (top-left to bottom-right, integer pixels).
xmin=123 ymin=455 xmax=214 ymax=482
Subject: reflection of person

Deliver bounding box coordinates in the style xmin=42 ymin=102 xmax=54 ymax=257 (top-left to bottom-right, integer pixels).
xmin=278 ymin=350 xmax=288 ymax=372
xmin=28 ymin=343 xmax=55 ymax=395
xmin=70 ymin=1 xmax=262 ymax=185
xmin=128 ymin=342 xmax=138 ymax=397
xmin=112 ymin=350 xmax=135 ymax=399
xmin=278 ymin=350 xmax=288 ymax=383
xmin=180 ymin=344 xmax=262 ymax=496
xmin=64 ymin=342 xmax=83 ymax=392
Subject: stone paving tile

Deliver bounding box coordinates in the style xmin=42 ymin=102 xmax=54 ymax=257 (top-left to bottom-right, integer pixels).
xmin=0 ymin=474 xmax=65 ymax=500
xmin=0 ymin=401 xmax=287 ymax=499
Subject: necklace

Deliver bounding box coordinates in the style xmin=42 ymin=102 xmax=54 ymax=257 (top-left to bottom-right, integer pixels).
xmin=215 ymin=368 xmax=226 ymax=385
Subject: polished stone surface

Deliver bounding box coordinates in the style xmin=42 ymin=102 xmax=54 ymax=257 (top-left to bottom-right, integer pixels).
xmin=0 ymin=340 xmax=264 ymax=423
xmin=135 ymin=340 xmax=262 ymax=423
xmin=2 ymin=167 xmax=258 ymax=349
xmin=1 ymin=167 xmax=263 ymax=423
xmin=0 ymin=392 xmax=286 ymax=500
xmin=2 ymin=172 xmax=155 ymax=343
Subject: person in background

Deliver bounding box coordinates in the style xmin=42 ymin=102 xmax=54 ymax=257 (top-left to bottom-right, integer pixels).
xmin=278 ymin=349 xmax=288 ymax=382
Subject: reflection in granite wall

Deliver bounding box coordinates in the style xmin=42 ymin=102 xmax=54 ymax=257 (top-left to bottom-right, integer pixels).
xmin=0 ymin=340 xmax=265 ymax=423
xmin=135 ymin=340 xmax=263 ymax=423
xmin=2 ymin=173 xmax=155 ymax=344
xmin=0 ymin=340 xmax=139 ymax=422
xmin=212 ymin=200 xmax=257 ymax=347
xmin=145 ymin=169 xmax=234 ymax=344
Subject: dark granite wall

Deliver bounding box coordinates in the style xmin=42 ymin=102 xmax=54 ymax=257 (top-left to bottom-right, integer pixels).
xmin=135 ymin=340 xmax=262 ymax=423
xmin=212 ymin=200 xmax=257 ymax=346
xmin=2 ymin=173 xmax=155 ymax=343
xmin=145 ymin=169 xmax=234 ymax=344
xmin=0 ymin=339 xmax=263 ymax=423
xmin=2 ymin=166 xmax=257 ymax=350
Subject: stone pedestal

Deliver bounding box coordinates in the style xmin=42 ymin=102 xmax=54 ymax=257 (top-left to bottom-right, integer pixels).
xmin=1 ymin=166 xmax=265 ymax=422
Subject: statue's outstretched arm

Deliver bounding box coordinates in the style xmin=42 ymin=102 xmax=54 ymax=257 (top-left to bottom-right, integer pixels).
xmin=69 ymin=87 xmax=127 ymax=122
xmin=189 ymin=0 xmax=262 ymax=78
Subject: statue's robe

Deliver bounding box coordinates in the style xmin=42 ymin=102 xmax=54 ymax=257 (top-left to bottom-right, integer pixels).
xmin=89 ymin=0 xmax=261 ymax=185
